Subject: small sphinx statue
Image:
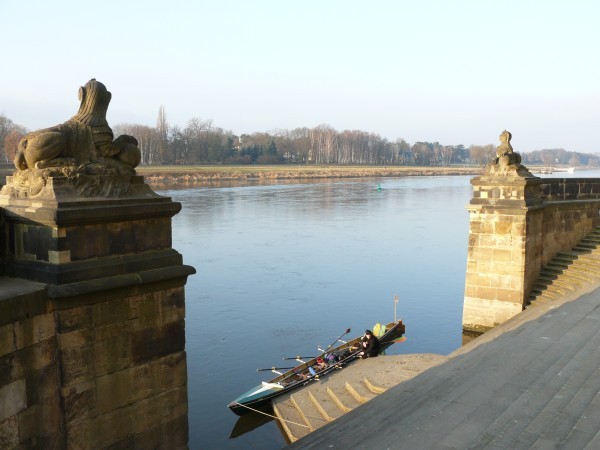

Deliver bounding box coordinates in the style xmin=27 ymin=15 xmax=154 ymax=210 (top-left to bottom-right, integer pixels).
xmin=6 ymin=79 xmax=142 ymax=197
xmin=484 ymin=130 xmax=533 ymax=177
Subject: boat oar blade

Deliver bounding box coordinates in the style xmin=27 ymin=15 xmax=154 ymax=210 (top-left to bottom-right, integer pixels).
xmin=282 ymin=356 xmax=315 ymax=360
xmin=325 ymin=327 xmax=352 ymax=350
xmin=257 ymin=366 xmax=297 ymax=372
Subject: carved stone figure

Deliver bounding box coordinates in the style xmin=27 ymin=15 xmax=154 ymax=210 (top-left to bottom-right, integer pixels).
xmin=484 ymin=130 xmax=533 ymax=177
xmin=5 ymin=79 xmax=142 ymax=198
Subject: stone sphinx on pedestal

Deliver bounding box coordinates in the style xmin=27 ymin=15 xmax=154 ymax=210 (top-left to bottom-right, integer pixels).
xmin=0 ymin=79 xmax=194 ymax=288
xmin=483 ymin=130 xmax=534 ymax=178
xmin=4 ymin=78 xmax=142 ymax=198
xmin=0 ymin=80 xmax=192 ymax=448
xmin=463 ymin=131 xmax=542 ymax=335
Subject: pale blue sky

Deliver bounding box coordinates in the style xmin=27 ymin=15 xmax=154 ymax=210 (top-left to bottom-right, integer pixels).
xmin=1 ymin=0 xmax=599 ymax=152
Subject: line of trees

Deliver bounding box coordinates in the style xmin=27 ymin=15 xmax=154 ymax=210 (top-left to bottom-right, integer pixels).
xmin=111 ymin=108 xmax=480 ymax=166
xmin=0 ymin=114 xmax=28 ymax=164
xmin=1 ymin=110 xmax=597 ymax=167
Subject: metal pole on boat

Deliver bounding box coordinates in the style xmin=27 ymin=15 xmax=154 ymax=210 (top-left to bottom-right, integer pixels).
xmin=394 ymin=295 xmax=399 ymax=323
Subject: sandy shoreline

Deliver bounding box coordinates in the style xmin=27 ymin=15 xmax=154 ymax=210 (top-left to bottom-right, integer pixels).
xmin=135 ymin=165 xmax=484 ymax=189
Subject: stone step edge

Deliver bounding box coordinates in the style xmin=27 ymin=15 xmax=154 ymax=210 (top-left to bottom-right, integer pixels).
xmin=364 ymin=376 xmax=388 ymax=394
xmin=308 ymin=390 xmax=335 ymax=423
xmin=346 ymin=381 xmax=370 ymax=404
xmin=273 ymin=403 xmax=299 ymax=443
xmin=289 ymin=394 xmax=315 ymax=432
xmin=327 ymin=386 xmax=353 ymax=413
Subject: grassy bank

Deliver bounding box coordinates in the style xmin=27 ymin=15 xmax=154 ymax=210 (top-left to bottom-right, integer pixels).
xmin=136 ymin=165 xmax=484 ymax=188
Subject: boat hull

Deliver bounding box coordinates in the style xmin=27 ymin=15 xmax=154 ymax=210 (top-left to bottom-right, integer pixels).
xmin=228 ymin=320 xmax=405 ymax=415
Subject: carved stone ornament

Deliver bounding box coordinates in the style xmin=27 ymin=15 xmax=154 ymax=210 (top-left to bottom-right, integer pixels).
xmin=484 ymin=130 xmax=534 ymax=177
xmin=2 ymin=79 xmax=142 ymax=198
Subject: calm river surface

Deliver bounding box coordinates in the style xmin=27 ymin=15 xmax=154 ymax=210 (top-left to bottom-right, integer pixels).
xmin=160 ymin=175 xmax=475 ymax=449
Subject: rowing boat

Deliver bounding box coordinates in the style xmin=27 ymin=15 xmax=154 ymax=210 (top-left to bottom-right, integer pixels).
xmin=228 ymin=320 xmax=405 ymax=415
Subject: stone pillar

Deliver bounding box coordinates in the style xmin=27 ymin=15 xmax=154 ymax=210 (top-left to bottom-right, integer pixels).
xmin=0 ymin=176 xmax=194 ymax=448
xmin=462 ymin=174 xmax=543 ymax=334
xmin=0 ymin=80 xmax=194 ymax=448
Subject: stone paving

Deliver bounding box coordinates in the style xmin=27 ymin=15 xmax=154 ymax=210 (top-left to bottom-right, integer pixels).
xmin=291 ymin=283 xmax=600 ymax=449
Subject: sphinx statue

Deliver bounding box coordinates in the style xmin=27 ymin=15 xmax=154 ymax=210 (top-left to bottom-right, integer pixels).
xmin=6 ymin=79 xmax=142 ymax=197
xmin=484 ymin=130 xmax=533 ymax=177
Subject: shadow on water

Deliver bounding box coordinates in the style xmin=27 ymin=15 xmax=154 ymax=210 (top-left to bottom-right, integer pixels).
xmin=229 ymin=405 xmax=275 ymax=440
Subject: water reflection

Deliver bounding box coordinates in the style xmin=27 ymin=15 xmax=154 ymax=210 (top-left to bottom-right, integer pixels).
xmin=229 ymin=406 xmax=274 ymax=440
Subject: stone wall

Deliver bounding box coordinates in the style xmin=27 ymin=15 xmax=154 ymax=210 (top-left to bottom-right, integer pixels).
xmin=0 ymin=176 xmax=194 ymax=448
xmin=463 ymin=176 xmax=600 ymax=333
xmin=0 ymin=276 xmax=190 ymax=448
xmin=0 ymin=280 xmax=63 ymax=448
xmin=56 ymin=280 xmax=189 ymax=448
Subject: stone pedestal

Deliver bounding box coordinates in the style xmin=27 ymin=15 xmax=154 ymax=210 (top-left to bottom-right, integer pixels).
xmin=0 ymin=175 xmax=190 ymax=286
xmin=0 ymin=175 xmax=194 ymax=448
xmin=463 ymin=174 xmax=543 ymax=334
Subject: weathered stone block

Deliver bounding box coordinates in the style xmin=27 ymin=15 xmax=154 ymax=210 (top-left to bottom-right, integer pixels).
xmin=462 ymin=297 xmax=524 ymax=332
xmin=1 ymin=338 xmax=56 ymax=388
xmin=96 ymin=352 xmax=186 ymax=414
xmin=14 ymin=312 xmax=55 ymax=350
xmin=25 ymin=363 xmax=56 ymax=406
xmin=0 ymin=323 xmax=14 ymax=358
xmin=491 ymin=248 xmax=512 ymax=262
xmin=465 ymin=272 xmax=491 ymax=288
xmin=131 ymin=320 xmax=185 ymax=364
xmin=67 ymin=385 xmax=188 ymax=449
xmin=495 ymin=288 xmax=523 ymax=303
xmin=489 ymin=273 xmax=512 ymax=290
xmin=109 ymin=415 xmax=189 ymax=450
xmin=475 ymin=286 xmax=497 ymax=300
xmin=60 ymin=344 xmax=94 ymax=386
xmin=0 ymin=416 xmax=19 ymax=448
xmin=62 ymin=380 xmax=95 ymax=424
xmin=0 ymin=379 xmax=26 ymax=421
xmin=58 ymin=328 xmax=94 ymax=350
xmin=18 ymin=392 xmax=65 ymax=449
xmin=494 ymin=220 xmax=514 ymax=235
xmin=92 ymin=334 xmax=131 ymax=376
xmin=56 ymin=305 xmax=93 ymax=333
xmin=94 ymin=296 xmax=138 ymax=327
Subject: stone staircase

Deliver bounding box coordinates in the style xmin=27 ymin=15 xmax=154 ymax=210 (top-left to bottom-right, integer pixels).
xmin=527 ymin=227 xmax=600 ymax=307
xmin=272 ymin=354 xmax=447 ymax=443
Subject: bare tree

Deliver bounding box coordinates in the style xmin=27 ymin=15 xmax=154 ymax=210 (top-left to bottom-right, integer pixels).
xmin=156 ymin=105 xmax=169 ymax=164
xmin=113 ymin=123 xmax=160 ymax=165
xmin=3 ymin=125 xmax=28 ymax=163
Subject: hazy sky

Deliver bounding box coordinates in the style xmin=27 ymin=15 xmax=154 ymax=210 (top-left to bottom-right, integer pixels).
xmin=1 ymin=0 xmax=599 ymax=153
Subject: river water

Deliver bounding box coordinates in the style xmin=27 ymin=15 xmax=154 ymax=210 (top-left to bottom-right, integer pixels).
xmin=157 ymin=169 xmax=600 ymax=449
xmin=158 ymin=175 xmax=475 ymax=449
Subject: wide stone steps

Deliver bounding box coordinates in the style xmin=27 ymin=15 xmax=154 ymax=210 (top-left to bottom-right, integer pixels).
xmin=527 ymin=227 xmax=600 ymax=307
xmin=292 ymin=280 xmax=600 ymax=449
xmin=275 ymin=376 xmax=384 ymax=442
xmin=272 ymin=354 xmax=448 ymax=443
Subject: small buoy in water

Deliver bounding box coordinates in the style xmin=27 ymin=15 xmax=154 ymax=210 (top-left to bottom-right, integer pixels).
xmin=377 ymin=184 xmax=382 ymax=191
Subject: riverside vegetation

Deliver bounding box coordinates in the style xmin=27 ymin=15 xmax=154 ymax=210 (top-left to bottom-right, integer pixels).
xmin=136 ymin=165 xmax=484 ymax=189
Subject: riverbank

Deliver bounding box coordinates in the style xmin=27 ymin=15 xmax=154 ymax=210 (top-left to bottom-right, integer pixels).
xmin=291 ymin=282 xmax=600 ymax=449
xmin=135 ymin=165 xmax=484 ymax=189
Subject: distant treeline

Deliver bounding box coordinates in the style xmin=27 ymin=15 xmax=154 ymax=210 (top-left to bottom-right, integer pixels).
xmin=1 ymin=110 xmax=597 ymax=167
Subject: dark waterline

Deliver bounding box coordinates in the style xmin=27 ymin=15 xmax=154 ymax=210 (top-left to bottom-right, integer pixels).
xmin=162 ymin=176 xmax=474 ymax=449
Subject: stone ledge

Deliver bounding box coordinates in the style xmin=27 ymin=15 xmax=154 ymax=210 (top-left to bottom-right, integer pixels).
xmin=47 ymin=265 xmax=196 ymax=300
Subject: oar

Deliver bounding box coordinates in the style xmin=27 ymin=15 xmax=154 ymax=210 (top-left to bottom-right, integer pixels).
xmin=324 ymin=328 xmax=352 ymax=350
xmin=282 ymin=356 xmax=316 ymax=361
xmin=257 ymin=366 xmax=297 ymax=372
